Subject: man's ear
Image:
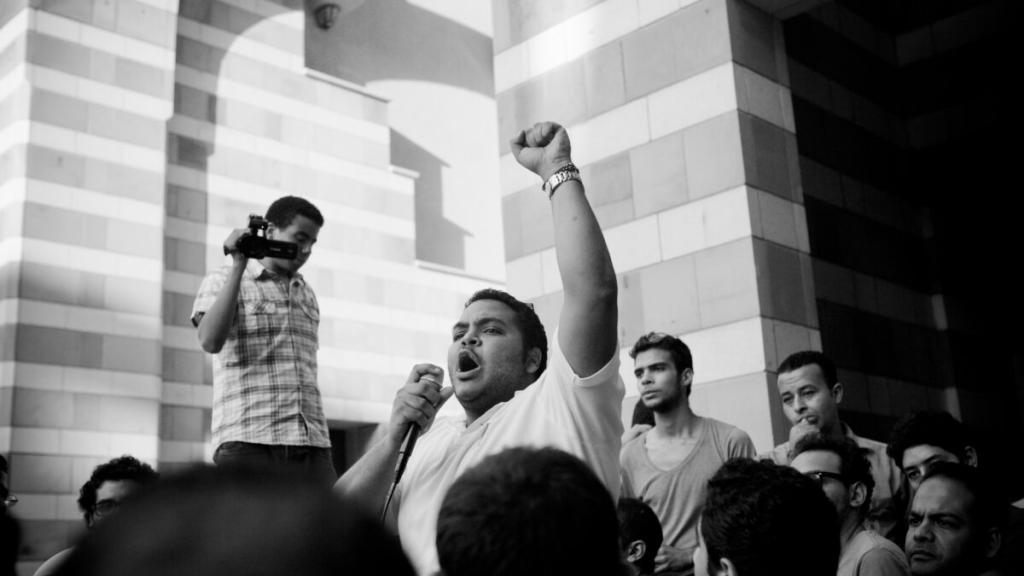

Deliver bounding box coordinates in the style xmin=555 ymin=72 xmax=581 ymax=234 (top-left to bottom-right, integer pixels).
xmin=525 ymin=347 xmax=542 ymax=375
xmin=680 ymin=368 xmax=694 ymax=387
xmin=982 ymin=526 xmax=1002 ymax=559
xmin=626 ymin=540 xmax=646 ymax=564
xmin=849 ymin=480 xmax=868 ymax=509
xmin=831 ymin=382 xmax=844 ymax=405
xmin=715 ymin=557 xmax=739 ymax=576
xmin=964 ymin=445 xmax=979 ymax=468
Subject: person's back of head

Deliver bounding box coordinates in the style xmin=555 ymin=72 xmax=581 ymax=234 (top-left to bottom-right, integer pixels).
xmin=436 ymin=447 xmax=623 ymax=576
xmin=55 ymin=464 xmax=414 ymax=576
xmin=617 ymin=498 xmax=662 ymax=575
xmin=699 ymin=458 xmax=839 ymax=576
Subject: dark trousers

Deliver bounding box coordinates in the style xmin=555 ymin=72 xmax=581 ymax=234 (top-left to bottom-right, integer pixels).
xmin=213 ymin=441 xmax=337 ymax=487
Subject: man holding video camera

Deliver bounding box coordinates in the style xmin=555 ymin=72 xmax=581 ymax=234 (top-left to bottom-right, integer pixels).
xmin=190 ymin=196 xmax=334 ymax=483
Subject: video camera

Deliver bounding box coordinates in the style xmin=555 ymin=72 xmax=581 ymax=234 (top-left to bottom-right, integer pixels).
xmin=230 ymin=214 xmax=298 ymax=260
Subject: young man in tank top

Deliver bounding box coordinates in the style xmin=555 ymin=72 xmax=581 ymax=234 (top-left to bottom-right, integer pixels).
xmin=620 ymin=333 xmax=755 ymax=575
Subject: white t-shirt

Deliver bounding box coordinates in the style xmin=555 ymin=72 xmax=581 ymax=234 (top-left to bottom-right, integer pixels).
xmin=395 ymin=335 xmax=624 ymax=576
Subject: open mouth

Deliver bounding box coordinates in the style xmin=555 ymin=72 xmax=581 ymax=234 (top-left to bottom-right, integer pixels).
xmin=457 ymin=351 xmax=480 ymax=375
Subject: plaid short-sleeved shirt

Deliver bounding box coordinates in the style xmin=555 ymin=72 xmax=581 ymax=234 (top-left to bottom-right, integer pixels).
xmin=191 ymin=260 xmax=330 ymax=448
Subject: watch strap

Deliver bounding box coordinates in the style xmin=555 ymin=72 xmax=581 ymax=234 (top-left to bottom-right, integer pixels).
xmin=541 ymin=163 xmax=581 ymax=198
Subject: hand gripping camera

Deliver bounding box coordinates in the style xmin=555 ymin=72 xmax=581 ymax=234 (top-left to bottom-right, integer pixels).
xmin=229 ymin=215 xmax=298 ymax=260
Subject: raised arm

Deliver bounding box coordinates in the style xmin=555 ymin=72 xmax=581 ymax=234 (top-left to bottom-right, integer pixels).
xmin=195 ymin=228 xmax=250 ymax=353
xmin=510 ymin=122 xmax=617 ymax=377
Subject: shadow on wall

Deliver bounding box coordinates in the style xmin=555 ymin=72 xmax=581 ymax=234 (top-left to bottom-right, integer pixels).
xmin=305 ymin=0 xmax=496 ymax=271
xmin=389 ymin=129 xmax=472 ymax=270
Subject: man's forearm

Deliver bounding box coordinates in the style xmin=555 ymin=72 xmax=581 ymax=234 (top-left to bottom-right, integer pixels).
xmin=551 ymin=180 xmax=617 ymax=304
xmin=334 ymin=436 xmax=402 ymax=513
xmin=551 ymin=179 xmax=618 ymax=375
xmin=197 ymin=262 xmax=246 ymax=353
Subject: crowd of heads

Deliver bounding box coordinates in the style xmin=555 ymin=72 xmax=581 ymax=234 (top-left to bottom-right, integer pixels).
xmin=3 ymin=337 xmax=1017 ymax=576
xmin=2 ymin=408 xmax=1015 ymax=576
xmin=58 ymin=464 xmax=413 ymax=576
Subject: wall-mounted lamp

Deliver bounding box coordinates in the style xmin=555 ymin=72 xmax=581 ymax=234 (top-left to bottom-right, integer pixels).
xmin=314 ymin=3 xmax=340 ymax=29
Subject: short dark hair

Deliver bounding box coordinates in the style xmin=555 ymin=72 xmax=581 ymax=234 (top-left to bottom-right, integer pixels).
xmin=58 ymin=464 xmax=414 ymax=576
xmin=919 ymin=462 xmax=1006 ymax=531
xmin=265 ymin=196 xmax=324 ymax=228
xmin=629 ymin=332 xmax=693 ymax=373
xmin=465 ymin=289 xmax=548 ymax=380
xmin=887 ymin=411 xmax=973 ymax=469
xmin=437 ymin=447 xmax=621 ymax=576
xmin=78 ymin=456 xmax=158 ymax=525
xmin=778 ymin=350 xmax=837 ymax=386
xmin=617 ymin=498 xmax=662 ymax=575
xmin=792 ymin=434 xmax=875 ymax=512
xmin=701 ymin=459 xmax=839 ymax=576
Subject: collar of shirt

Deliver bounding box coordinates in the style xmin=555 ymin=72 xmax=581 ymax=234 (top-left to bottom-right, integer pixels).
xmin=246 ymin=259 xmax=304 ymax=285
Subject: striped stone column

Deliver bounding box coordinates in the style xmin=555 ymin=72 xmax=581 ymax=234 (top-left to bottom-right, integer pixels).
xmin=0 ymin=0 xmax=177 ymax=570
xmin=493 ymin=0 xmax=819 ymax=451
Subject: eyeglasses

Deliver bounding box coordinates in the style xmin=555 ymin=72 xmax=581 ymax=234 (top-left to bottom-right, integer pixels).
xmin=803 ymin=471 xmax=847 ymax=486
xmin=2 ymin=494 xmax=16 ymax=509
xmin=93 ymin=499 xmax=122 ymax=517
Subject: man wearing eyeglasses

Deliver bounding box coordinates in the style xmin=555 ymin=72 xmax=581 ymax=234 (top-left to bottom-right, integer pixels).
xmin=33 ymin=455 xmax=157 ymax=576
xmin=791 ymin=435 xmax=909 ymax=576
xmin=336 ymin=122 xmax=623 ymax=576
xmin=620 ymin=332 xmax=755 ymax=575
xmin=761 ymin=350 xmax=902 ymax=538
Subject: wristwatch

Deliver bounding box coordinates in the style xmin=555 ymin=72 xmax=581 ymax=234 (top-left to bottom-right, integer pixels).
xmin=542 ymin=163 xmax=581 ymax=198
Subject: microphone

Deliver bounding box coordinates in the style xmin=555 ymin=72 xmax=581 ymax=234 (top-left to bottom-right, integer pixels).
xmin=381 ymin=374 xmax=440 ymax=522
xmin=393 ymin=422 xmax=420 ymax=486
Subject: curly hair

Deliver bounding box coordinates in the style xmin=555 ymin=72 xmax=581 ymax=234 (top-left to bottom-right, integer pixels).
xmin=78 ymin=456 xmax=158 ymax=525
xmin=792 ymin=434 xmax=875 ymax=511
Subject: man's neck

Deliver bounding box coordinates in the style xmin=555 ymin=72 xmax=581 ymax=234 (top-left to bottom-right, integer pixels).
xmin=839 ymin=513 xmax=865 ymax=552
xmin=652 ymin=402 xmax=699 ymax=438
xmin=258 ymin=257 xmax=293 ymax=278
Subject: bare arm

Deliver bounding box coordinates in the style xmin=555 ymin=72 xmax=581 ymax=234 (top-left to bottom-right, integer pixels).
xmin=195 ymin=228 xmax=250 ymax=353
xmin=335 ymin=365 xmax=452 ymax=514
xmin=510 ymin=122 xmax=617 ymax=377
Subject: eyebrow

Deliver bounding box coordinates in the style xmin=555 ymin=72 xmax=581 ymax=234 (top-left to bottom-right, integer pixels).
xmin=452 ymin=316 xmax=509 ymax=331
